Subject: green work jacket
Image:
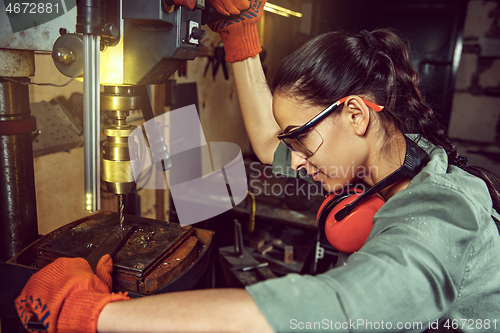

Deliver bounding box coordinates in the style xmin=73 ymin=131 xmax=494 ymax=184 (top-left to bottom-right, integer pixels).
xmin=246 ymin=135 xmax=500 ymax=332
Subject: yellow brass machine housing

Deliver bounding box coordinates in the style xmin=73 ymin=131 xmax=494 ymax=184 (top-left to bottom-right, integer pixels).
xmin=101 ymin=85 xmax=139 ymax=195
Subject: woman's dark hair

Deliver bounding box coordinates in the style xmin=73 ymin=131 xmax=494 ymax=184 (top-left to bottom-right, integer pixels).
xmin=269 ymin=29 xmax=500 ymax=213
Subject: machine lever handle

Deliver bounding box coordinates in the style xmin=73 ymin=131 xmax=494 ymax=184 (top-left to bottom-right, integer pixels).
xmin=190 ymin=27 xmax=206 ymax=41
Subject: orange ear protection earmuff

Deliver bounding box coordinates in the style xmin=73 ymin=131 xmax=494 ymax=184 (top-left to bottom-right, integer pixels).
xmin=316 ymin=136 xmax=430 ymax=253
xmin=317 ymin=189 xmax=385 ymax=253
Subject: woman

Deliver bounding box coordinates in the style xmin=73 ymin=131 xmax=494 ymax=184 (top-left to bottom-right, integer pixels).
xmin=17 ymin=0 xmax=500 ymax=332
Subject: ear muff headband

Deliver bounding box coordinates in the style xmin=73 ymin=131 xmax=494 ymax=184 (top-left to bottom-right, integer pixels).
xmin=316 ymin=136 xmax=430 ymax=253
xmin=334 ymin=137 xmax=430 ymax=221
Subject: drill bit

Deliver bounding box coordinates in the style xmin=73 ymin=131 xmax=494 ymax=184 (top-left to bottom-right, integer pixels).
xmin=119 ymin=194 xmax=124 ymax=232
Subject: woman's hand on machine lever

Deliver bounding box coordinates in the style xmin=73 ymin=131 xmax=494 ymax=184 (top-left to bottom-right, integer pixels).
xmin=207 ymin=0 xmax=267 ymax=62
xmin=207 ymin=0 xmax=277 ymax=163
xmin=208 ymin=0 xmax=251 ymax=15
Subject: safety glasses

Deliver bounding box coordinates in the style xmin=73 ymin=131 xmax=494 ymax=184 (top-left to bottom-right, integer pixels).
xmin=277 ymin=97 xmax=384 ymax=159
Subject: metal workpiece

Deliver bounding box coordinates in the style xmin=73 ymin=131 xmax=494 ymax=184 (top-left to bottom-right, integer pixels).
xmin=0 ymin=79 xmax=38 ymax=261
xmin=83 ymin=34 xmax=101 ymax=212
xmin=9 ymin=211 xmax=214 ymax=295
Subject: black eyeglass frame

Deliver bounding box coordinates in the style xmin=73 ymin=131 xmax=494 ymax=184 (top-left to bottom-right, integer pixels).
xmin=277 ymin=96 xmax=385 ymax=141
xmin=277 ymin=97 xmax=347 ymax=142
xmin=276 ymin=96 xmax=384 ymax=158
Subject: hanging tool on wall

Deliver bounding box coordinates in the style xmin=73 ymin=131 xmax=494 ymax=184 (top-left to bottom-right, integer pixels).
xmin=203 ymin=44 xmax=229 ymax=80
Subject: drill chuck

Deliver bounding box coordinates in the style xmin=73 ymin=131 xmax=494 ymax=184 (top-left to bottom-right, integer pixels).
xmin=101 ymin=86 xmax=139 ymax=195
xmin=102 ymin=124 xmax=137 ymax=195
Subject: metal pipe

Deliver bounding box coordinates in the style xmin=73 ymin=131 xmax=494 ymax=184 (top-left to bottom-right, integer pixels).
xmin=83 ymin=34 xmax=101 ymax=212
xmin=0 ymin=78 xmax=38 ymax=260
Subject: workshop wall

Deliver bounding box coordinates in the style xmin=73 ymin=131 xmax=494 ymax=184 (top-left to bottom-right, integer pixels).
xmin=29 ymin=54 xmax=87 ymax=234
xmin=260 ymin=0 xmax=306 ymax=71
xmin=449 ymin=0 xmax=500 ymax=146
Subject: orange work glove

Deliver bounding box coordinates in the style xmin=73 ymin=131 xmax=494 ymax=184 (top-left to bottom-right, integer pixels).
xmin=15 ymin=254 xmax=129 ymax=333
xmin=208 ymin=0 xmax=250 ymax=15
xmin=208 ymin=0 xmax=266 ymax=62
xmin=172 ymin=0 xmax=197 ymax=10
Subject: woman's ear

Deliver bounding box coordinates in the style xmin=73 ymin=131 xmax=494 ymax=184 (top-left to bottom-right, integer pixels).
xmin=343 ymin=96 xmax=371 ymax=136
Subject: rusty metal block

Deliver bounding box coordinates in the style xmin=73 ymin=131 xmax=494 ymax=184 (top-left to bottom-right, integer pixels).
xmin=33 ymin=211 xmax=213 ymax=295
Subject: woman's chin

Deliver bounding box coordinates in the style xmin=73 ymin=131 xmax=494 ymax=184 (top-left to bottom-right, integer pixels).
xmin=321 ymin=180 xmax=347 ymax=194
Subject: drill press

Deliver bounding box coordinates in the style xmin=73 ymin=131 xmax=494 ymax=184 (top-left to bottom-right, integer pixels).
xmin=51 ymin=0 xmax=205 ymax=217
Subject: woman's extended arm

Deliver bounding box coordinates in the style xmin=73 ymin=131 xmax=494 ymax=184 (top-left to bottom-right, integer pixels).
xmin=207 ymin=0 xmax=279 ymax=164
xmin=232 ymin=55 xmax=281 ymax=165
xmin=15 ymin=251 xmax=273 ymax=333
xmin=97 ymin=288 xmax=274 ymax=333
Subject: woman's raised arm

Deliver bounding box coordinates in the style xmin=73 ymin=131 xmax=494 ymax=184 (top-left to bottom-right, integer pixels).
xmin=232 ymin=56 xmax=280 ymax=165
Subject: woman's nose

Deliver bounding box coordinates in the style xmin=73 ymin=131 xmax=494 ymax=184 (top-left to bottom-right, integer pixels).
xmin=290 ymin=152 xmax=307 ymax=171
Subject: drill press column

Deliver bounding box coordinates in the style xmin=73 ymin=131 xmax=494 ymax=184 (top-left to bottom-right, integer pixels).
xmin=0 ymin=76 xmax=38 ymax=260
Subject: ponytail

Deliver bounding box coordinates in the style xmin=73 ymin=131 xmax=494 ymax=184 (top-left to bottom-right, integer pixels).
xmin=269 ymin=28 xmax=500 ymax=212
